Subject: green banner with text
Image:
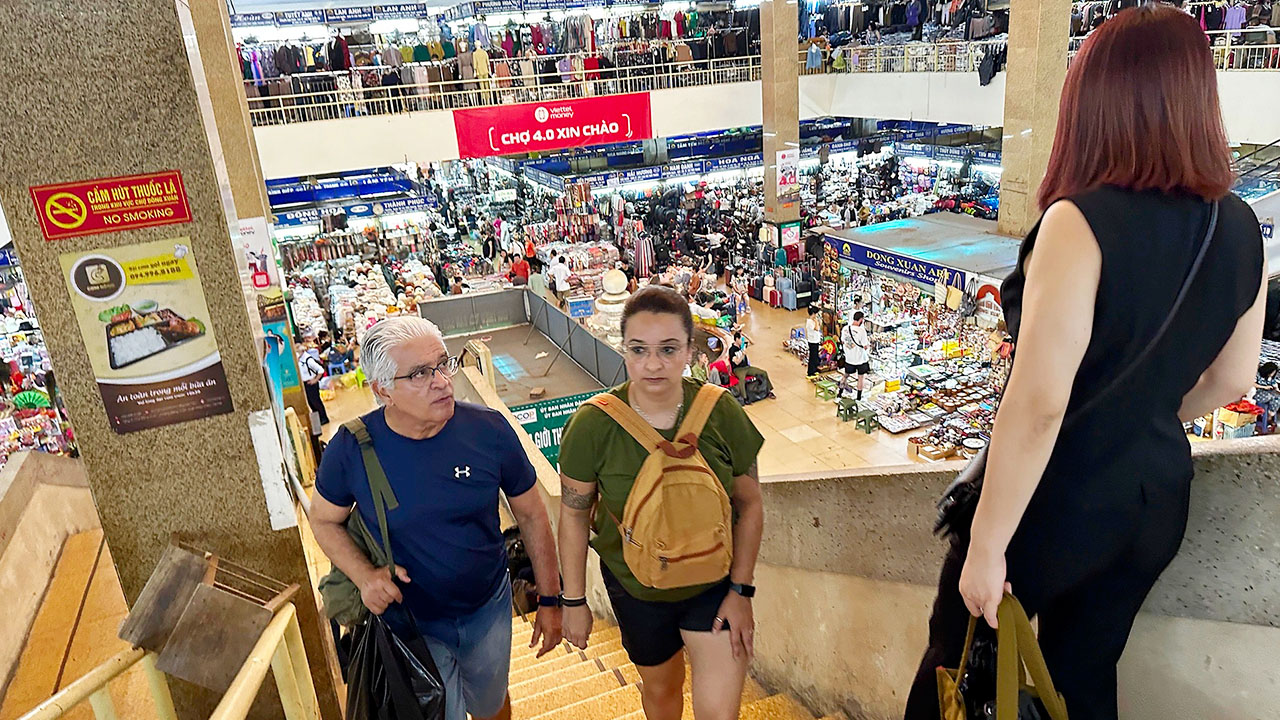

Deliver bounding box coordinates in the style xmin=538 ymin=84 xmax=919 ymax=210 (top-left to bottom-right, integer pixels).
xmin=510 ymin=390 xmax=600 ymax=469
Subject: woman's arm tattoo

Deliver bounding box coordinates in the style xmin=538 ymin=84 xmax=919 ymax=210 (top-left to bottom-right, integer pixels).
xmin=561 ymin=483 xmax=596 ymax=510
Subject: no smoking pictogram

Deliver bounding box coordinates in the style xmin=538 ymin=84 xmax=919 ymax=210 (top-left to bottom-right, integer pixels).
xmin=44 ymin=193 xmax=87 ymax=230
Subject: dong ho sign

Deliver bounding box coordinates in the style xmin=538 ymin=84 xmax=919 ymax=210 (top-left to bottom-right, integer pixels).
xmin=454 ymin=93 xmax=653 ymax=158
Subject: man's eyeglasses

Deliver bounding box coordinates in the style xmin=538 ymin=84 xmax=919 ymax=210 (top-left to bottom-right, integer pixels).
xmin=394 ymin=356 xmax=461 ymax=385
xmin=623 ymin=343 xmax=687 ymax=362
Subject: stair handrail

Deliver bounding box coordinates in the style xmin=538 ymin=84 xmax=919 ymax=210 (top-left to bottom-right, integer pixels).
xmin=1234 ymin=137 xmax=1280 ymax=177
xmin=209 ymin=602 xmax=320 ymax=720
xmin=17 ymin=648 xmax=178 ymax=720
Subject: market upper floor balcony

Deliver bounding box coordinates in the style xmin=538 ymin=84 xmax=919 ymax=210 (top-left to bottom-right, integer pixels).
xmin=247 ymin=36 xmax=1280 ymax=178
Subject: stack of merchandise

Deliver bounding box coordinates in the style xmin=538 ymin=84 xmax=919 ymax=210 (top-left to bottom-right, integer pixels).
xmin=288 ymin=285 xmax=327 ymax=339
xmin=328 ymin=263 xmax=400 ymax=345
xmin=0 ymin=407 xmax=75 ymax=470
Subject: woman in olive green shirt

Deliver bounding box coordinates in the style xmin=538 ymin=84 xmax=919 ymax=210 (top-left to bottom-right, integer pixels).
xmin=558 ymin=285 xmax=765 ymax=720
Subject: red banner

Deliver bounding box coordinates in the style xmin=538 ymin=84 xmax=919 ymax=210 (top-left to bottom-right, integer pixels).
xmin=453 ymin=93 xmax=653 ymax=158
xmin=30 ymin=170 xmax=192 ymax=241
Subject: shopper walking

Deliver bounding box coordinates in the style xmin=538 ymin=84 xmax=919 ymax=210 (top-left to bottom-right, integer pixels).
xmin=298 ymin=341 xmax=330 ymax=426
xmin=838 ymin=311 xmax=870 ymax=400
xmin=549 ymin=255 xmax=573 ymax=308
xmin=310 ymin=317 xmax=563 ymax=720
xmin=904 ymin=7 xmax=1266 ymax=719
xmin=805 ymin=306 xmax=823 ymax=377
xmin=557 ymin=286 xmax=765 ymax=720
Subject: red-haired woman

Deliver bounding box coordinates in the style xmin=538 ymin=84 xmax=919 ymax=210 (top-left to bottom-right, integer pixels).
xmin=905 ymin=6 xmax=1266 ymax=718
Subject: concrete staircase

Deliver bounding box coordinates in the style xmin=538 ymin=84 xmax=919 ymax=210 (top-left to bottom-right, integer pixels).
xmin=507 ymin=614 xmax=843 ymax=720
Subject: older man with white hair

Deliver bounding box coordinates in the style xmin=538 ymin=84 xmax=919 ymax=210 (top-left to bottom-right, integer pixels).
xmin=310 ymin=316 xmax=561 ymax=720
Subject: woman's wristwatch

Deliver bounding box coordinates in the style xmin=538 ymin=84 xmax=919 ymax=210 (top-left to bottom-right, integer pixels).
xmin=729 ymin=582 xmax=756 ymax=598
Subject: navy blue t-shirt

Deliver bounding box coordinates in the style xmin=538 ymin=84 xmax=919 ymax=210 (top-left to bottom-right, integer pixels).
xmin=315 ymin=403 xmax=537 ymax=620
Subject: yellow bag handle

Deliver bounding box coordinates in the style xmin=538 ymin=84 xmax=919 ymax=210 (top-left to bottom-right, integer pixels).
xmin=995 ymin=594 xmax=1069 ymax=720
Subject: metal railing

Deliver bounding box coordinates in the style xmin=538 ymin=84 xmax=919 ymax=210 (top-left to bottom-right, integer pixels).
xmin=17 ymin=649 xmax=177 ymax=720
xmin=246 ymin=55 xmax=761 ymax=126
xmin=16 ymin=603 xmax=318 ymax=720
xmin=1068 ymin=28 xmax=1280 ymax=70
xmin=245 ymin=32 xmax=1280 ymax=127
xmin=800 ymin=39 xmax=1005 ymax=75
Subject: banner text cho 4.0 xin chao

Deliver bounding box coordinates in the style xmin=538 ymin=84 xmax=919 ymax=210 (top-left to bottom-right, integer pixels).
xmin=453 ymin=93 xmax=653 ymax=158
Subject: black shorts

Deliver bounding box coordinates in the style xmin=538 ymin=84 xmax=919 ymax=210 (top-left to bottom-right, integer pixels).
xmin=846 ymin=362 xmax=871 ymax=375
xmin=600 ymin=559 xmax=730 ymax=667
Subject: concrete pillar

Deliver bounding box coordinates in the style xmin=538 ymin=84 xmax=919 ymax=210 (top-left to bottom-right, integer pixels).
xmin=762 ymin=0 xmax=802 ymax=231
xmin=996 ymin=0 xmax=1071 ymax=238
xmin=182 ymin=0 xmax=315 ymax=441
xmin=0 ymin=2 xmax=340 ymax=718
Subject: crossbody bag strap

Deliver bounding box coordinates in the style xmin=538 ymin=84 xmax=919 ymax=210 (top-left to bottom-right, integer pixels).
xmin=1064 ymin=199 xmax=1219 ymax=425
xmin=344 ymin=418 xmax=399 ymax=569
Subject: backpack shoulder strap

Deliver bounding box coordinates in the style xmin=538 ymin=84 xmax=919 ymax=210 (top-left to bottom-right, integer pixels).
xmin=586 ymin=392 xmax=665 ymax=452
xmin=342 ymin=417 xmax=399 ymax=568
xmin=676 ymin=383 xmax=725 ymax=438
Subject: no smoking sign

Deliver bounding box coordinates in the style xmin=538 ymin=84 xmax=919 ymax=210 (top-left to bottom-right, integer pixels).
xmin=29 ymin=170 xmax=192 ymax=241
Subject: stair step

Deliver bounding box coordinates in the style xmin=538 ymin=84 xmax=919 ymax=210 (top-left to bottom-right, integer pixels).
xmin=509 ymin=647 xmax=633 ymax=689
xmin=0 ymin=530 xmax=104 ymax=719
xmin=513 ymin=664 xmax=641 ymax=718
xmin=511 ymin=624 xmax=621 ymax=653
xmin=741 ymin=694 xmax=815 ymax=720
xmin=616 ymin=677 xmax=770 ymax=719
xmin=511 ymin=637 xmax=625 ymax=673
xmin=526 ymin=683 xmax=643 ymax=720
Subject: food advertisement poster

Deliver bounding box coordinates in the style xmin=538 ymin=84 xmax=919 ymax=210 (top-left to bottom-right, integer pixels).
xmin=59 ymin=238 xmax=234 ymax=433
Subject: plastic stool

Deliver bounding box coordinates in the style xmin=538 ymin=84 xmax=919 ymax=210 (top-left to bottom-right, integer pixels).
xmin=854 ymin=408 xmax=880 ymax=434
xmin=837 ymin=397 xmax=858 ymax=421
xmin=815 ymin=380 xmax=838 ymax=401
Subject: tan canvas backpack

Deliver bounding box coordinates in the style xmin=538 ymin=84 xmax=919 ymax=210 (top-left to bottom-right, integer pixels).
xmin=587 ymin=383 xmax=734 ymax=589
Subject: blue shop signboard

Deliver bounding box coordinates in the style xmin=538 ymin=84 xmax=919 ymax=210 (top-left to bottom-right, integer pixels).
xmin=230 ymin=11 xmax=277 ymax=27
xmin=374 ymin=3 xmax=429 ymax=19
xmin=827 ymin=235 xmax=966 ymax=289
xmin=567 ymin=296 xmax=595 ymax=319
xmin=325 ymin=6 xmax=376 ymax=22
xmin=275 ymin=10 xmax=326 ymax=26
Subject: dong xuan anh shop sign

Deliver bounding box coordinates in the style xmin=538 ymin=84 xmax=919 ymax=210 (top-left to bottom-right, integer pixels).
xmin=60 ymin=238 xmax=234 ymax=433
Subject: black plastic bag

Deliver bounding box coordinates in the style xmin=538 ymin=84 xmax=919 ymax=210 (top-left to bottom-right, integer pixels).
xmin=346 ymin=609 xmax=446 ymax=720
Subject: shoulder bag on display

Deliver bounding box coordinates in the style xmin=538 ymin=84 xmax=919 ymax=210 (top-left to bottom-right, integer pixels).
xmin=959 ymin=277 xmax=979 ymax=318
xmin=935 ymin=200 xmax=1219 ymax=537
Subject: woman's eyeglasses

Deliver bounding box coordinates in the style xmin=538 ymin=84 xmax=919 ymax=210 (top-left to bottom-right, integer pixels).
xmin=394 ymin=356 xmax=461 ymax=385
xmin=623 ymin=344 xmax=687 ymax=362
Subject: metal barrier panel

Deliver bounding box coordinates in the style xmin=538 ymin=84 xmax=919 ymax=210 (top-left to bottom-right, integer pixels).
xmin=418 ymin=289 xmax=528 ymax=334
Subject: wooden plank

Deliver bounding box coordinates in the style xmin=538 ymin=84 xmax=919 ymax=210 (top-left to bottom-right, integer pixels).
xmin=117 ymin=544 xmax=207 ymax=653
xmin=155 ymin=585 xmax=271 ymax=692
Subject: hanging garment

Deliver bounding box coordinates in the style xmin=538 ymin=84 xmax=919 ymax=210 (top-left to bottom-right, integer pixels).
xmin=503 ymin=31 xmax=515 ymax=57
xmin=805 ymin=43 xmax=822 ymax=70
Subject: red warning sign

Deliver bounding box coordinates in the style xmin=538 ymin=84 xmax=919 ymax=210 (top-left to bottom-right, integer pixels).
xmin=29 ymin=171 xmax=192 ymax=241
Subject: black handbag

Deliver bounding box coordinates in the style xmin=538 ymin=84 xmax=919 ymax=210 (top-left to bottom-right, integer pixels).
xmin=936 ymin=200 xmax=1220 ymax=536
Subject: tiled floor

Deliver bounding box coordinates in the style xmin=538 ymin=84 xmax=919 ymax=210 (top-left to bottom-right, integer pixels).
xmin=314 ymin=297 xmax=916 ymax=475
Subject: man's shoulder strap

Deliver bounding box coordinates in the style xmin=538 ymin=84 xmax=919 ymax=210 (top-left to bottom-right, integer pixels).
xmin=344 ymin=417 xmax=372 ymax=445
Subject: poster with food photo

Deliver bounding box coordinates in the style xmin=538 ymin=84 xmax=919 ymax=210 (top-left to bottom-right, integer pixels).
xmin=59 ymin=238 xmax=234 ymax=433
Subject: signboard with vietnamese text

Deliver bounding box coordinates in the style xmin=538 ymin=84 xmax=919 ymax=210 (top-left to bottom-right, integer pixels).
xmin=454 ymin=93 xmax=653 ymax=159
xmin=60 ymin=238 xmax=234 ymax=433
xmin=510 ymin=390 xmax=599 ymax=468
xmin=827 ymin=235 xmax=966 ymax=289
xmin=30 ymin=171 xmax=193 ymax=241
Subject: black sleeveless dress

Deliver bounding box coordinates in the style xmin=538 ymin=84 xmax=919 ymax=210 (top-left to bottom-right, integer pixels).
xmin=905 ymin=186 xmax=1264 ymax=720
